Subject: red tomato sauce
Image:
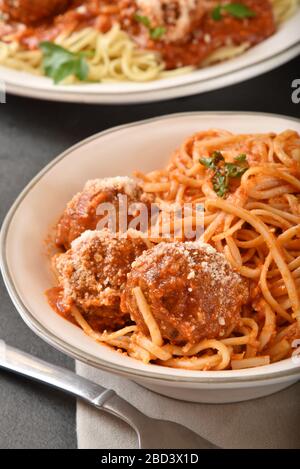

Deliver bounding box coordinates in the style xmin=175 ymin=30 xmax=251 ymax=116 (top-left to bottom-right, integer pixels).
xmin=151 ymin=0 xmax=276 ymax=69
xmin=46 ymin=286 xmax=76 ymax=324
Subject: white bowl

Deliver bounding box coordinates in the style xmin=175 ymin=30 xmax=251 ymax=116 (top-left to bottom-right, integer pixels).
xmin=0 ymin=8 xmax=300 ymax=103
xmin=1 ymin=112 xmax=300 ymax=403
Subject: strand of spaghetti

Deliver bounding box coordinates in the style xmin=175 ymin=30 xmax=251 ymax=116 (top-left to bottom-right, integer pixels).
xmin=168 ymin=180 xmax=180 ymax=200
xmin=259 ymin=253 xmax=292 ymax=322
xmin=261 ymin=226 xmax=300 ymax=317
xmin=240 ymin=318 xmax=259 ymax=340
xmin=221 ymin=330 xmax=255 ymax=346
xmin=270 ymin=266 xmax=300 ymax=290
xmin=234 ymin=234 xmax=266 ymax=249
xmin=248 ymin=184 xmax=296 ymax=200
xmin=271 ymin=0 xmax=300 ymax=23
xmin=101 ymin=325 xmax=137 ymax=341
xmin=134 ymin=334 xmax=172 ymax=361
xmin=284 ymin=194 xmax=300 ymax=215
xmin=241 ymin=247 xmax=256 ymax=264
xmin=279 ymin=297 xmax=292 ymax=310
xmin=242 ymin=166 xmax=300 ymax=191
xmin=175 ymin=185 xmax=185 ymax=203
xmin=245 ymin=265 xmax=264 ymax=279
xmin=247 ymin=176 xmax=282 ymax=191
xmin=271 ymin=278 xmax=300 ymax=299
xmin=71 ymin=306 xmax=136 ymax=347
xmin=215 ymin=239 xmax=224 ymax=253
xmin=174 ymin=155 xmax=193 ymax=173
xmin=194 ymin=133 xmax=246 ymax=152
xmin=158 ymin=354 xmax=221 ymax=371
xmin=245 ymin=343 xmax=258 ymax=359
xmin=206 ymin=199 xmax=300 ymax=323
xmin=224 ymin=244 xmax=238 ymax=269
xmin=225 ymin=236 xmax=242 ymax=267
xmin=162 ymin=344 xmax=191 ymax=356
xmin=133 ymin=287 xmax=163 ymax=346
xmin=284 ymin=239 xmax=300 ymax=250
xmin=186 ymin=163 xmax=203 ymax=177
xmin=254 ymin=300 xmax=277 ymax=351
xmin=201 ymin=211 xmax=225 ymax=243
xmin=203 ymin=213 xmax=219 ymax=226
xmin=180 ymin=339 xmax=231 ymax=370
xmin=277 ymin=224 xmax=300 ymax=243
xmin=276 ymin=256 xmax=300 ymax=278
xmin=268 ymin=339 xmax=291 ymax=362
xmin=273 ymin=130 xmax=300 ymax=165
xmin=143 ymin=182 xmax=171 ymax=193
xmin=223 ymin=213 xmax=236 ymax=233
xmin=231 ymin=356 xmax=270 ymax=370
xmin=250 ymin=209 xmax=292 ymax=230
xmin=60 ymin=28 xmax=98 ymax=52
xmin=71 ymin=305 xmax=102 ymax=341
xmin=128 ymin=341 xmax=152 ymax=364
xmin=220 ymin=318 xmax=258 ymax=347
xmin=212 ymin=218 xmax=245 ymax=241
xmin=274 ymin=322 xmax=299 ymax=344
xmin=105 ymin=337 xmax=131 ymax=350
xmin=171 ymin=173 xmax=204 ymax=188
xmin=246 ymin=202 xmax=300 ymax=224
xmin=203 ymin=42 xmax=250 ymax=67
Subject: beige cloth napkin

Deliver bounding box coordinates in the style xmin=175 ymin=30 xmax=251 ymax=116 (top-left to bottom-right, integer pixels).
xmin=76 ymin=361 xmax=300 ymax=449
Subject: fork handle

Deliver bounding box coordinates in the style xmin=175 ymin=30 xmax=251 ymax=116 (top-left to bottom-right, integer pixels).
xmin=0 ymin=340 xmax=117 ymax=406
xmin=0 ymin=340 xmax=146 ymax=429
xmin=0 ymin=340 xmax=146 ymax=432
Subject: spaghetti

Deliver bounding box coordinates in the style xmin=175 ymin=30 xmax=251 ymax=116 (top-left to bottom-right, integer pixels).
xmin=47 ymin=127 xmax=300 ymax=371
xmin=0 ymin=0 xmax=298 ymax=84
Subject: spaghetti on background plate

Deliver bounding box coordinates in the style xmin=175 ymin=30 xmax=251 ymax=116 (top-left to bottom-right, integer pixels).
xmin=46 ymin=127 xmax=300 ymax=372
xmin=0 ymin=0 xmax=299 ymax=83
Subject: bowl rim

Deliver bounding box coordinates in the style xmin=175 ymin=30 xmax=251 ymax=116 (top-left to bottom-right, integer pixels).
xmin=1 ymin=110 xmax=300 ymax=385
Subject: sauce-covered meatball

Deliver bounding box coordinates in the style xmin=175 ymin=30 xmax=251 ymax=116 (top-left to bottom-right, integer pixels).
xmin=3 ymin=0 xmax=71 ymax=24
xmin=121 ymin=241 xmax=249 ymax=344
xmin=56 ymin=176 xmax=148 ymax=250
xmin=53 ymin=229 xmax=148 ymax=331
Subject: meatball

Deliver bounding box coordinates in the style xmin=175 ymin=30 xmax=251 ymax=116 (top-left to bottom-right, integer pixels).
xmin=136 ymin=0 xmax=209 ymax=43
xmin=121 ymin=241 xmax=249 ymax=345
xmin=56 ymin=176 xmax=148 ymax=250
xmin=54 ymin=229 xmax=148 ymax=331
xmin=3 ymin=0 xmax=71 ymax=24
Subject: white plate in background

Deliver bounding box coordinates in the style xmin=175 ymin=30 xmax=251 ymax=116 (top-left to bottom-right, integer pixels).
xmin=0 ymin=9 xmax=299 ymax=103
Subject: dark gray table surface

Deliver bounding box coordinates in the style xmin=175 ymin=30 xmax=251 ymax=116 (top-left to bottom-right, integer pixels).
xmin=0 ymin=55 xmax=299 ymax=449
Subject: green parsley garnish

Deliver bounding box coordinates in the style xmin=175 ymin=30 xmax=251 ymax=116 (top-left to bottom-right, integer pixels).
xmin=213 ymin=171 xmax=228 ymax=198
xmin=134 ymin=13 xmax=166 ymax=40
xmin=39 ymin=42 xmax=90 ymax=84
xmin=234 ymin=153 xmax=247 ymax=162
xmin=199 ymin=151 xmax=224 ymax=169
xmin=200 ymin=151 xmax=249 ymax=198
xmin=211 ymin=5 xmax=223 ymax=21
xmin=211 ymin=3 xmax=256 ymax=21
xmin=134 ymin=14 xmax=151 ymax=28
xmin=150 ymin=26 xmax=167 ymax=40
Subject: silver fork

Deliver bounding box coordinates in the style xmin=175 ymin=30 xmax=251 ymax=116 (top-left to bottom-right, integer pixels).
xmin=0 ymin=340 xmax=218 ymax=449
